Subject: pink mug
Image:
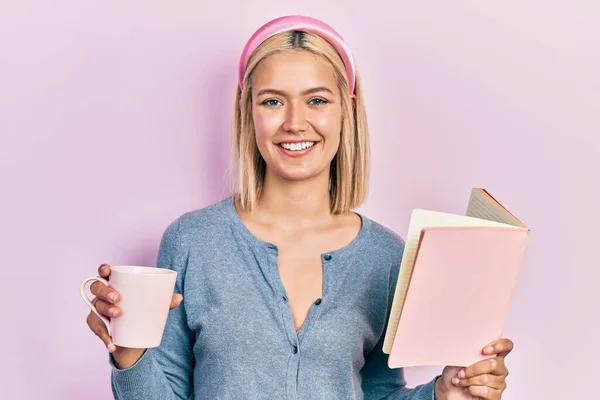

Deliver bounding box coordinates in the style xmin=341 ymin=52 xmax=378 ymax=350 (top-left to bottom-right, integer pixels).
xmin=80 ymin=265 xmax=177 ymax=348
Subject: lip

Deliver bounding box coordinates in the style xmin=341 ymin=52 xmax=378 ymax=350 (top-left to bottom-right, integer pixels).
xmin=274 ymin=140 xmax=320 ymax=145
xmin=275 ymin=141 xmax=319 ymax=158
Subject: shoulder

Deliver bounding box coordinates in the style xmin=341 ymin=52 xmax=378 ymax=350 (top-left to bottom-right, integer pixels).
xmin=359 ymin=214 xmax=406 ymax=262
xmin=160 ymin=196 xmax=235 ymax=247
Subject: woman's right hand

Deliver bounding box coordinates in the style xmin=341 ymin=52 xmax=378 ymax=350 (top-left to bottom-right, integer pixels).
xmin=85 ymin=263 xmax=184 ymax=368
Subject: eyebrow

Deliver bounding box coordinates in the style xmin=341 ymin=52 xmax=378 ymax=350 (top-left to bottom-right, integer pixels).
xmin=256 ymin=86 xmax=334 ymax=97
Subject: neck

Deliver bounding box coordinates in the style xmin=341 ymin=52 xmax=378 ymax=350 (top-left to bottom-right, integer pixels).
xmin=256 ymin=168 xmax=332 ymax=226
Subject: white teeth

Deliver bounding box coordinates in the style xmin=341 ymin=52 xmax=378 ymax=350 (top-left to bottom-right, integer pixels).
xmin=279 ymin=141 xmax=315 ymax=151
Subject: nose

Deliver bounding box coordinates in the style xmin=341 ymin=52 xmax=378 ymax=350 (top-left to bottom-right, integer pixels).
xmin=282 ymin=101 xmax=308 ymax=133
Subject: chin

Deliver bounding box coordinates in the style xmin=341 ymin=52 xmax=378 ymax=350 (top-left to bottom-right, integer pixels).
xmin=273 ymin=167 xmax=321 ymax=182
xmin=279 ymin=171 xmax=317 ymax=181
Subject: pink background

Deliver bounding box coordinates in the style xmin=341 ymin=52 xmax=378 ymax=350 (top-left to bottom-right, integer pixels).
xmin=1 ymin=1 xmax=598 ymax=399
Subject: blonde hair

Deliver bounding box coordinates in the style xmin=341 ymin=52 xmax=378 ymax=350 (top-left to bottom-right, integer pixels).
xmin=230 ymin=30 xmax=369 ymax=214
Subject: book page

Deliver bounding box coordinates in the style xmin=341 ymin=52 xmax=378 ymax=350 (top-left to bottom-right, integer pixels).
xmin=382 ymin=209 xmax=516 ymax=354
xmin=467 ymin=188 xmax=527 ymax=228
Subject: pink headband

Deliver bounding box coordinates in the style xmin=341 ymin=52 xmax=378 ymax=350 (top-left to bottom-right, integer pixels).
xmin=238 ymin=15 xmax=356 ymax=94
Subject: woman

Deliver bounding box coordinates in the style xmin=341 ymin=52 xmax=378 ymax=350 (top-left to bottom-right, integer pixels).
xmin=86 ymin=15 xmax=514 ymax=400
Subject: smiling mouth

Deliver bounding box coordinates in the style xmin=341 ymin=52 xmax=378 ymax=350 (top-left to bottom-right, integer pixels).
xmin=277 ymin=141 xmax=317 ymax=151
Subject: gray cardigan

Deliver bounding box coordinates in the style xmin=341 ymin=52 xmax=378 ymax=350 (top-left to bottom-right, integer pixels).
xmin=109 ymin=196 xmax=439 ymax=399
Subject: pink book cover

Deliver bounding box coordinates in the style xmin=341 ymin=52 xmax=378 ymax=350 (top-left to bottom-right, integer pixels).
xmin=387 ymin=226 xmax=530 ymax=368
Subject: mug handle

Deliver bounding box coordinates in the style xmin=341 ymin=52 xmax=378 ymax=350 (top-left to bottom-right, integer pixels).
xmin=80 ymin=276 xmax=112 ymax=336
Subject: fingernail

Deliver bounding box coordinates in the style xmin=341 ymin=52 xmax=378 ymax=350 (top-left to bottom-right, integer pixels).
xmin=109 ymin=293 xmax=117 ymax=302
xmin=452 ymin=377 xmax=459 ymax=385
xmin=107 ymin=343 xmax=115 ymax=352
xmin=458 ymin=369 xmax=465 ymax=378
xmin=485 ymin=346 xmax=494 ymax=354
xmin=110 ymin=308 xmax=118 ymax=317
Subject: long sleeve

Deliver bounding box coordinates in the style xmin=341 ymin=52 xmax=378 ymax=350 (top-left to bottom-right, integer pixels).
xmin=109 ymin=217 xmax=195 ymax=400
xmin=360 ymin=331 xmax=439 ymax=400
xmin=361 ymin=237 xmax=440 ymax=400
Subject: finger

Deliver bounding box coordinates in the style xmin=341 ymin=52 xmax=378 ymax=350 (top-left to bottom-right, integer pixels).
xmin=86 ymin=312 xmax=116 ymax=353
xmin=90 ymin=280 xmax=119 ymax=304
xmin=441 ymin=365 xmax=461 ymax=379
xmin=460 ymin=357 xmax=507 ymax=379
xmin=466 ymin=385 xmax=502 ymax=399
xmin=98 ymin=264 xmax=112 ymax=278
xmin=170 ymin=294 xmax=183 ymax=310
xmin=483 ymin=338 xmax=514 ymax=358
xmin=95 ymin=299 xmax=121 ymax=318
xmin=454 ymin=374 xmax=507 ymax=390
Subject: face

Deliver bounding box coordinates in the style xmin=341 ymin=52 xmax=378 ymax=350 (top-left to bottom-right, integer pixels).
xmin=251 ymin=50 xmax=344 ymax=182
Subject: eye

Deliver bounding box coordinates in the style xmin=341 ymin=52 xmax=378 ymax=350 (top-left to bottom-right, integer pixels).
xmin=262 ymin=99 xmax=282 ymax=107
xmin=309 ymin=98 xmax=328 ymax=106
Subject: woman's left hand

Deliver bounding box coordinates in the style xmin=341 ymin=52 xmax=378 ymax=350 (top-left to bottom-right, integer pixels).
xmin=435 ymin=338 xmax=514 ymax=400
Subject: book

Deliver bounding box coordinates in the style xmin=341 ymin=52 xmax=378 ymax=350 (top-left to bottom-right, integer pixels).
xmin=382 ymin=188 xmax=530 ymax=368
